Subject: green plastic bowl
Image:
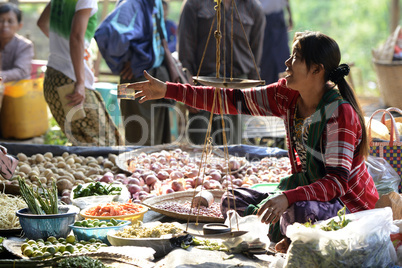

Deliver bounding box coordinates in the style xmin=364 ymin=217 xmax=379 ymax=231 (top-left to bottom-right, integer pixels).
xmin=250 ymin=183 xmax=280 ymax=193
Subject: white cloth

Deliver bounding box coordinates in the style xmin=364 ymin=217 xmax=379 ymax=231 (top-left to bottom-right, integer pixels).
xmin=47 ymin=0 xmax=98 ymax=90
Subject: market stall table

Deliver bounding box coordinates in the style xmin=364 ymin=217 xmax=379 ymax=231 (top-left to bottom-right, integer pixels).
xmin=0 ymin=143 xmax=289 ymax=266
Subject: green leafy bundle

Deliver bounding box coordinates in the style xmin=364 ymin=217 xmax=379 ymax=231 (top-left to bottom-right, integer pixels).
xmin=17 ymin=176 xmax=58 ymax=215
xmin=73 ymin=182 xmax=121 ymax=199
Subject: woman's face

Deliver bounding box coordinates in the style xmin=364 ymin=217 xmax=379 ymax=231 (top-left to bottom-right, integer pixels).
xmin=284 ymin=40 xmax=314 ymax=91
xmin=0 ymin=11 xmax=21 ymax=41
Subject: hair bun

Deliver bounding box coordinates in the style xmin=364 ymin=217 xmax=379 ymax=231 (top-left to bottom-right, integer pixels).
xmin=328 ymin=63 xmax=350 ymax=84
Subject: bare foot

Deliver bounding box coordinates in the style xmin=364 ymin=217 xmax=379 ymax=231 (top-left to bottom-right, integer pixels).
xmin=274 ymin=238 xmax=291 ymax=253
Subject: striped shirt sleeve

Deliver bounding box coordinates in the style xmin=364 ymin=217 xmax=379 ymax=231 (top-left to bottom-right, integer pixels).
xmin=165 ymin=79 xmax=299 ymax=118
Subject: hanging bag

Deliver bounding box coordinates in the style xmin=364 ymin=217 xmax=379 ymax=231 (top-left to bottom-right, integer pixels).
xmin=368 ymin=107 xmax=402 ymax=193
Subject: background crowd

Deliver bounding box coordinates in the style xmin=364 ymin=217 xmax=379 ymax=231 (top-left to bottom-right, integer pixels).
xmin=1 ymin=0 xmax=293 ymax=147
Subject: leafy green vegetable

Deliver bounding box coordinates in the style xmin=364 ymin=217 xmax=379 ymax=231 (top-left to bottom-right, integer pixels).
xmin=191 ymin=237 xmax=228 ymax=251
xmin=56 ymin=256 xmax=108 ymax=268
xmin=73 ymin=182 xmax=121 ymax=199
xmin=18 ymin=176 xmax=58 ymax=215
xmin=303 ymin=206 xmax=351 ymax=231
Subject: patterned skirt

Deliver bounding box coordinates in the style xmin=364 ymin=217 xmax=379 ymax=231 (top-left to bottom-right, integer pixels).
xmin=43 ymin=67 xmax=122 ymax=146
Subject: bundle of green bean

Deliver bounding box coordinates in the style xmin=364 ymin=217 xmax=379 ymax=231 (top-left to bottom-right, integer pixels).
xmin=17 ymin=176 xmax=58 ymax=215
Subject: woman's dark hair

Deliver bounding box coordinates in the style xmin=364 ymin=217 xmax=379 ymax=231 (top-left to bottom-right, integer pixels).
xmin=293 ymin=31 xmax=368 ymax=158
xmin=0 ymin=3 xmax=22 ymax=23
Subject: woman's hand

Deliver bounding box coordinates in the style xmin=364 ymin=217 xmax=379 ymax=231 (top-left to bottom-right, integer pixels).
xmin=66 ymin=83 xmax=86 ymax=106
xmin=256 ymin=194 xmax=289 ymax=225
xmin=132 ymin=71 xmax=167 ymax=103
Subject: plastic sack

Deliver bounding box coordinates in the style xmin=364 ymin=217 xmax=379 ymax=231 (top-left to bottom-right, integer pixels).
xmin=284 ymin=207 xmax=398 ymax=268
xmin=70 ymin=182 xmax=130 ymax=210
xmin=222 ymin=211 xmax=270 ymax=252
xmin=366 ymin=155 xmax=401 ymax=196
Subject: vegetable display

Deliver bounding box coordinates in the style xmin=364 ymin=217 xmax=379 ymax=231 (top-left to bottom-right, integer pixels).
xmin=155 ymin=201 xmax=223 ymax=218
xmin=73 ymin=218 xmax=126 ymax=228
xmin=123 ymin=148 xmax=291 ymax=202
xmin=83 ymin=200 xmax=144 ymax=217
xmin=20 ymin=235 xmax=108 ymax=259
xmin=191 ymin=237 xmax=228 ymax=251
xmin=285 ymin=207 xmax=396 ymax=268
xmin=0 ymin=192 xmax=26 ymax=229
xmin=18 ymin=176 xmax=58 ymax=215
xmin=73 ymin=182 xmax=122 ymax=199
xmin=303 ymin=206 xmax=351 ymax=231
xmin=56 ymin=256 xmax=108 ymax=268
xmin=285 ymin=237 xmax=392 ymax=267
xmin=114 ymin=222 xmax=183 ymax=238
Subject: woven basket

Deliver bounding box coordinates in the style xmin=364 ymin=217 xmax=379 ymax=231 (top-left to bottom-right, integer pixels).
xmin=373 ymin=59 xmax=402 ymax=109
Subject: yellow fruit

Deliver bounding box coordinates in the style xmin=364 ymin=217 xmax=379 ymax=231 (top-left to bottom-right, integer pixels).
xmin=47 ymin=236 xmax=57 ymax=243
xmin=58 ymin=245 xmax=66 ymax=253
xmin=23 ymin=247 xmax=34 ymax=257
xmin=46 ymin=246 xmax=56 ymax=254
xmin=65 ymin=245 xmax=74 ymax=254
xmin=20 ymin=243 xmax=30 ymax=252
xmin=66 ymin=234 xmax=75 ymax=244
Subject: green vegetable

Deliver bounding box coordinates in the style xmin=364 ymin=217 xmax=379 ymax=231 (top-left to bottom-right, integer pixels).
xmin=57 ymin=256 xmax=107 ymax=268
xmin=73 ymin=182 xmax=122 ymax=199
xmin=303 ymin=206 xmax=351 ymax=231
xmin=18 ymin=176 xmax=58 ymax=215
xmin=73 ymin=219 xmax=124 ymax=228
xmin=191 ymin=237 xmax=228 ymax=251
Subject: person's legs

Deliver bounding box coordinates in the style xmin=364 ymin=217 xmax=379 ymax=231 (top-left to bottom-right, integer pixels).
xmin=43 ymin=67 xmax=70 ymax=132
xmin=187 ymin=110 xmax=210 ymax=145
xmin=260 ymin=11 xmax=290 ymax=84
xmin=44 ymin=67 xmax=121 ymax=146
xmin=120 ymin=66 xmax=171 ymax=146
xmin=211 ymin=114 xmax=242 ymax=145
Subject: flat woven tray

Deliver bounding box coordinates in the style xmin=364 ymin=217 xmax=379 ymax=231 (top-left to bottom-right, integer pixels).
xmin=142 ymin=190 xmax=225 ymax=223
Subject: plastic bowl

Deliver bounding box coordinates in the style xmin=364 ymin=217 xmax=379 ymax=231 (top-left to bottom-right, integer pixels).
xmin=16 ymin=205 xmax=79 ymax=240
xmin=70 ymin=220 xmax=130 ymax=245
xmin=107 ymin=230 xmax=175 ymax=258
xmin=80 ymin=204 xmax=148 ymax=224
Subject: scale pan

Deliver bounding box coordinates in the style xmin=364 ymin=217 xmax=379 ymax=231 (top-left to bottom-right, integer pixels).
xmin=193 ymin=76 xmax=265 ymax=89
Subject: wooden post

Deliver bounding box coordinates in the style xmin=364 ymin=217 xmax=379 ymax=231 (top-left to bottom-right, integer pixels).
xmin=94 ymin=0 xmax=111 ymax=78
xmin=391 ymin=0 xmax=400 ymax=33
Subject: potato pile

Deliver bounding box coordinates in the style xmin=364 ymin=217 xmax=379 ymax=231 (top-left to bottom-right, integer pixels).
xmin=3 ymin=152 xmax=120 ymax=202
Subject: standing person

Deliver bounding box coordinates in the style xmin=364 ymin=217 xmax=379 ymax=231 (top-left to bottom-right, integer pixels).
xmin=37 ymin=0 xmax=122 ymax=146
xmin=177 ymin=0 xmax=265 ymax=146
xmin=128 ymin=31 xmax=379 ymax=253
xmin=163 ymin=0 xmax=177 ymax=53
xmin=95 ymin=0 xmax=178 ymax=146
xmin=0 ymin=3 xmax=34 ymax=83
xmin=259 ymin=0 xmax=292 ymax=84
